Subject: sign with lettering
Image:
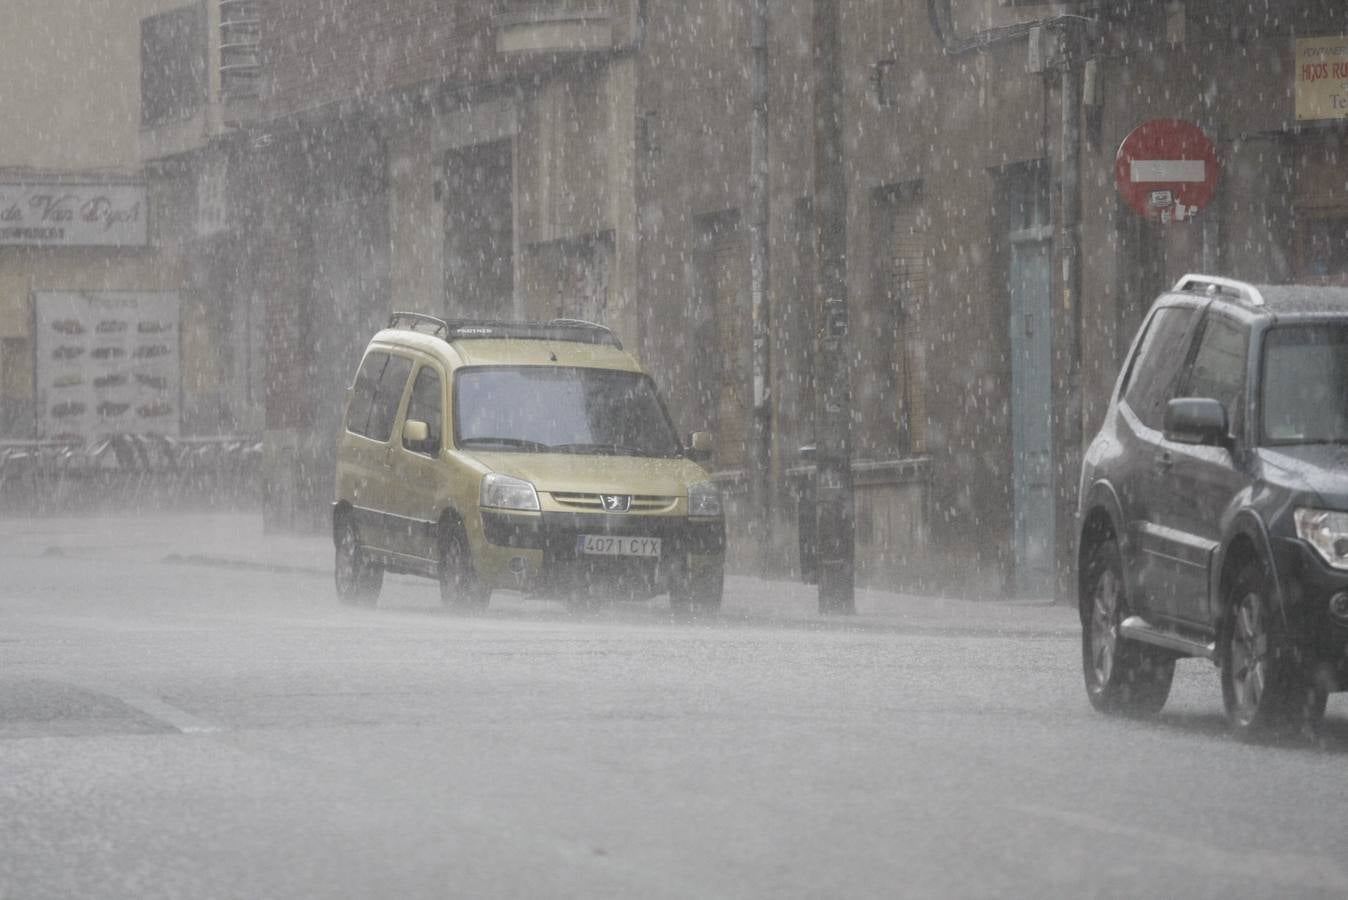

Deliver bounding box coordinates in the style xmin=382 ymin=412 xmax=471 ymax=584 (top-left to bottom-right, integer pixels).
xmin=33 ymin=291 xmax=180 ymax=441
xmin=1115 ymin=119 xmax=1220 ymax=223
xmin=0 ymin=182 xmax=147 ymax=247
xmin=1296 ymin=35 xmax=1348 ymax=121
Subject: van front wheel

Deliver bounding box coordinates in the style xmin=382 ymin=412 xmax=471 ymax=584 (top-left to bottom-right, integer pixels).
xmin=439 ymin=523 xmax=489 ymax=610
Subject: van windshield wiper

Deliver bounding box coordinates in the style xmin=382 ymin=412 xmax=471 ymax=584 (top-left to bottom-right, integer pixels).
xmin=547 ymin=442 xmax=654 ymax=457
xmin=458 ymin=436 xmax=550 ymax=452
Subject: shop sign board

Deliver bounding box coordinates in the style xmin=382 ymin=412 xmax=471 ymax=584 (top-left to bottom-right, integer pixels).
xmin=33 ymin=291 xmax=180 ymax=441
xmin=1296 ymin=35 xmax=1348 ymax=121
xmin=1114 ymin=119 xmax=1220 ymax=223
xmin=0 ymin=182 xmax=147 ymax=247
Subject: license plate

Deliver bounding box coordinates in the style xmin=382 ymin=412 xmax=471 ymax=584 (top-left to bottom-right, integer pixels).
xmin=576 ymin=535 xmax=662 ymax=558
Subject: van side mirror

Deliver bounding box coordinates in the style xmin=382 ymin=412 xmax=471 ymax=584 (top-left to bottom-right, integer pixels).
xmin=1164 ymin=398 xmax=1230 ymax=447
xmin=403 ymin=419 xmax=439 ymax=454
xmin=687 ymin=431 xmax=713 ymax=463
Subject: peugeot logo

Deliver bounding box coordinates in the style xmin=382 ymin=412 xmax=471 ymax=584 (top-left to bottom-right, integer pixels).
xmin=600 ymin=494 xmax=632 ymax=512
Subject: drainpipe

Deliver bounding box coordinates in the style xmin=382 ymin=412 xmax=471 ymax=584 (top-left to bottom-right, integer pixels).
xmin=813 ymin=0 xmax=855 ymax=615
xmin=1060 ymin=30 xmax=1084 ymax=598
xmin=749 ymin=0 xmax=772 ymax=575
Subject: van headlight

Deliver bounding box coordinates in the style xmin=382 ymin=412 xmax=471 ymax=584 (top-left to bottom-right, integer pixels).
xmin=1294 ymin=508 xmax=1348 ymax=571
xmin=688 ymin=480 xmax=722 ymax=518
xmin=481 ymin=473 xmax=540 ymax=511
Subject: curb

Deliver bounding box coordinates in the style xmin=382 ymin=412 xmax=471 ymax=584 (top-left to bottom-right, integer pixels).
xmin=161 ymin=553 xmax=329 ymax=578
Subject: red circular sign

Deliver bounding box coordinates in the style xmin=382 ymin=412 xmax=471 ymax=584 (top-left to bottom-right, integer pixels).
xmin=1115 ymin=119 xmax=1220 ymax=223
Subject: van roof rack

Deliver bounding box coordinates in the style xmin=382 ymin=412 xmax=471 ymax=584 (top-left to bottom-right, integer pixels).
xmin=387 ymin=312 xmax=622 ymax=349
xmin=1172 ymin=274 xmax=1265 ymax=307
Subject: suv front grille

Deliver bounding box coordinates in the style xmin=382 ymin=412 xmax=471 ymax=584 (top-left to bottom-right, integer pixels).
xmin=550 ymin=492 xmax=677 ymax=513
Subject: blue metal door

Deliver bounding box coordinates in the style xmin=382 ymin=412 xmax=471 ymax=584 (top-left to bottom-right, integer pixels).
xmin=1010 ymin=229 xmax=1054 ymax=596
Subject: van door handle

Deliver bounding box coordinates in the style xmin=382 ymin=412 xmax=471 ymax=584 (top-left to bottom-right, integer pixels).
xmin=1155 ymin=451 xmax=1174 ymax=470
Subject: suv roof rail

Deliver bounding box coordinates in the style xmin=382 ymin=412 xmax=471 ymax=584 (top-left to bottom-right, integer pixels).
xmin=386 ymin=312 xmax=622 ymax=349
xmin=1172 ymin=273 xmax=1265 ymax=307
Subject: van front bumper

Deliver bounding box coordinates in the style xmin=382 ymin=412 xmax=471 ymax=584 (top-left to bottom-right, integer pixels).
xmin=480 ymin=510 xmax=725 ymax=595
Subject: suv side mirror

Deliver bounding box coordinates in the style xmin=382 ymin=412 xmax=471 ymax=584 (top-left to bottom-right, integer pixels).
xmin=1164 ymin=398 xmax=1230 ymax=447
xmin=687 ymin=431 xmax=713 ymax=463
xmin=403 ymin=419 xmax=439 ymax=454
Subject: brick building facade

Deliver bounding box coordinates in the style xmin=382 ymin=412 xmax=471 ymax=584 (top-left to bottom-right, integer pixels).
xmin=135 ymin=0 xmax=1348 ymax=598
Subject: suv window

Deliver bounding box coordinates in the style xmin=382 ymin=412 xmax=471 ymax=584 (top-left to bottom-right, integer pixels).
xmin=1122 ymin=306 xmax=1200 ymax=430
xmin=454 ymin=366 xmax=682 ymax=457
xmin=1261 ymin=323 xmax=1348 ymax=445
xmin=1183 ymin=313 xmax=1248 ymax=435
xmin=346 ymin=351 xmax=412 ymax=442
xmin=404 ymin=365 xmax=443 ymax=454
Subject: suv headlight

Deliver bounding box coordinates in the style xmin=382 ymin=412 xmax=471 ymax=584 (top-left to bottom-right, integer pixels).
xmin=688 ymin=480 xmax=722 ymax=518
xmin=1294 ymin=508 xmax=1348 ymax=571
xmin=480 ymin=473 xmax=540 ymax=512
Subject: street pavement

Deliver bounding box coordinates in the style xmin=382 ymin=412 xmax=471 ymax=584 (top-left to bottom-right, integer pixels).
xmin=0 ymin=511 xmax=1075 ymax=636
xmin=4 ymin=512 xmax=1348 ymax=899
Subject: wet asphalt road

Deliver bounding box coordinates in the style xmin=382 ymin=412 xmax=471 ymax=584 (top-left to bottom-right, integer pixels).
xmin=3 ymin=554 xmax=1348 ymax=899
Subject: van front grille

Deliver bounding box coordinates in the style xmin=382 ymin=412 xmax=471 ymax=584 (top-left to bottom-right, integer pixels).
xmin=550 ymin=492 xmax=678 ymax=513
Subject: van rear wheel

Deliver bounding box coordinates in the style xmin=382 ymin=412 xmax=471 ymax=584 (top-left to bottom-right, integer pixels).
xmin=335 ymin=518 xmax=382 ymax=607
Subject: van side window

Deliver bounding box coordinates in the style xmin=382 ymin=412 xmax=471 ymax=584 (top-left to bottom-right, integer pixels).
xmin=1122 ymin=306 xmax=1200 ymax=430
xmin=345 ymin=351 xmax=387 ymax=438
xmin=404 ymin=365 xmax=443 ymax=454
xmin=366 ymin=355 xmax=413 ymax=442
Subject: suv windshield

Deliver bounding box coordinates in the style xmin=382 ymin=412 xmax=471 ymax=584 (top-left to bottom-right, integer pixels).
xmin=1261 ymin=323 xmax=1348 ymax=445
xmin=454 ymin=366 xmax=683 ymax=457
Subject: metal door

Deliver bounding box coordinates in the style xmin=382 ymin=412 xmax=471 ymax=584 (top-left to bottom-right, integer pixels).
xmin=1010 ymin=230 xmax=1054 ymax=596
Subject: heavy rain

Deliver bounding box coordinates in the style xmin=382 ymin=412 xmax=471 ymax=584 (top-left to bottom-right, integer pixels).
xmin=3 ymin=1 xmax=1348 ymax=897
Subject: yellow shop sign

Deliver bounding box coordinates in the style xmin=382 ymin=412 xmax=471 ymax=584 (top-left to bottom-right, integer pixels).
xmin=1296 ymin=35 xmax=1348 ymax=121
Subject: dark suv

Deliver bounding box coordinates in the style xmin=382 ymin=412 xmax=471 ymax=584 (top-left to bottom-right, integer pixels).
xmin=1077 ymin=274 xmax=1348 ymax=739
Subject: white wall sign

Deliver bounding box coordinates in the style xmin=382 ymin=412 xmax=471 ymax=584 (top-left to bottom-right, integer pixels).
xmin=34 ymin=291 xmax=180 ymax=441
xmin=0 ymin=182 xmax=148 ymax=247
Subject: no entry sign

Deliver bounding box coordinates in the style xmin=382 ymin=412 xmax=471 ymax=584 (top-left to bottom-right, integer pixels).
xmin=1115 ymin=119 xmax=1220 ymax=223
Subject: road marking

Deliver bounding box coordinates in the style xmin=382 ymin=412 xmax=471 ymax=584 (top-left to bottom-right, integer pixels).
xmin=52 ymin=674 xmax=222 ymax=735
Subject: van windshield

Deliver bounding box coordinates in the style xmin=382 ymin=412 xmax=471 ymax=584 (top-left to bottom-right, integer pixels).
xmin=1261 ymin=323 xmax=1348 ymax=445
xmin=454 ymin=366 xmax=683 ymax=458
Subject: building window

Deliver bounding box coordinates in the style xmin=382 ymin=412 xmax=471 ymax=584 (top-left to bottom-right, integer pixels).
xmin=871 ymin=59 xmax=898 ymax=110
xmin=141 ymin=5 xmax=206 ymax=127
xmin=1298 ymin=213 xmax=1348 ymax=284
xmin=866 ymin=182 xmax=928 ymax=458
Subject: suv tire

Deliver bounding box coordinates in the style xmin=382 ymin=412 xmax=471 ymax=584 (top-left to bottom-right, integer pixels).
xmin=335 ymin=518 xmax=382 ymax=606
xmin=1220 ymin=561 xmax=1327 ymax=740
xmin=1081 ymin=539 xmax=1174 ymax=716
xmin=439 ymin=522 xmax=489 ymax=610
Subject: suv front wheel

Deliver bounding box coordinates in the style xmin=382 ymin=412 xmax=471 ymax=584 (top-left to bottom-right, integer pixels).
xmin=1221 ymin=561 xmax=1326 ymax=740
xmin=1081 ymin=539 xmax=1174 ymax=716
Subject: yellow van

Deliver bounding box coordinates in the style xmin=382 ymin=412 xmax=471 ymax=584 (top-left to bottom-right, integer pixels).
xmin=333 ymin=314 xmax=725 ymax=612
